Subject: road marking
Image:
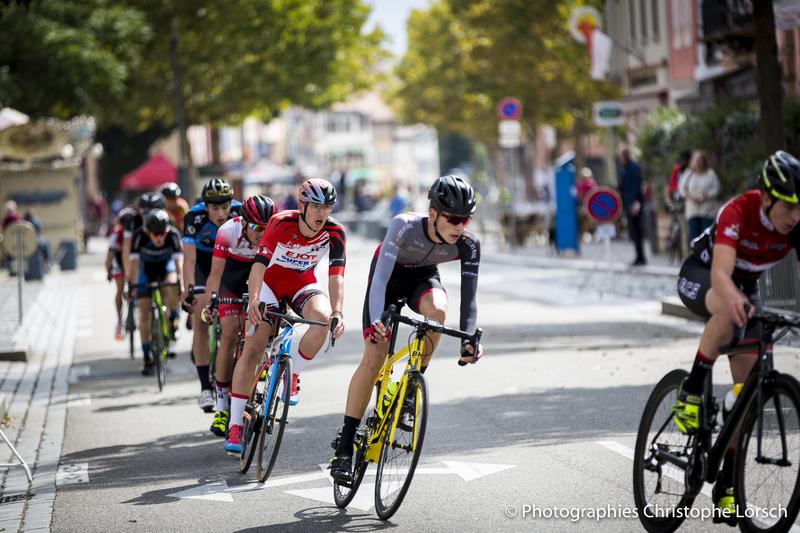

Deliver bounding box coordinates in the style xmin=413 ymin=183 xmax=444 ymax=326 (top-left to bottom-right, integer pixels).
xmin=56 ymin=463 xmax=89 ymax=485
xmin=167 ymin=460 xmax=515 ymax=505
xmin=65 ymin=393 xmax=91 ymax=407
xmin=68 ymin=365 xmax=90 ymax=384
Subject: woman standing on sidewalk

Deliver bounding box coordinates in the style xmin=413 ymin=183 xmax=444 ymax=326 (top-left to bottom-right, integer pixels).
xmin=679 ymin=151 xmax=720 ymax=242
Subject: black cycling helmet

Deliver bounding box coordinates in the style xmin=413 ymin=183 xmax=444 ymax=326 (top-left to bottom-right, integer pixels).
xmin=760 ymin=150 xmax=800 ymax=204
xmin=145 ymin=209 xmax=170 ymax=234
xmin=242 ymin=195 xmax=275 ymax=226
xmin=138 ymin=191 xmax=165 ymax=210
xmin=117 ymin=207 xmax=138 ymax=226
xmin=297 ymin=178 xmax=337 ymax=205
xmin=201 ymin=178 xmax=233 ymax=204
xmin=159 ymin=182 xmax=181 ymax=200
xmin=428 ymin=175 xmax=477 ymax=216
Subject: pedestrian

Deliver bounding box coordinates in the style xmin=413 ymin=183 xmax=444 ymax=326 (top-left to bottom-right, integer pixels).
xmin=576 ymin=167 xmax=597 ymax=240
xmin=666 ymin=150 xmax=691 ymax=207
xmin=617 ymin=146 xmax=647 ymax=266
xmin=678 ymin=150 xmax=720 ymax=242
xmin=388 ymin=184 xmax=409 ymax=219
xmin=2 ymin=200 xmax=21 ymax=230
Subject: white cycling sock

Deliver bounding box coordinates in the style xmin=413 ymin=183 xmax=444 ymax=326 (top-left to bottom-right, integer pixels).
xmin=290 ymin=342 xmax=314 ymax=375
xmin=215 ymin=383 xmax=230 ymax=412
xmin=229 ymin=393 xmax=247 ymax=428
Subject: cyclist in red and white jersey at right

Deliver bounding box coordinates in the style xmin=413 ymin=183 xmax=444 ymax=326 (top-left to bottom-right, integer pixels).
xmin=223 ymin=179 xmax=346 ymax=454
xmin=201 ymin=195 xmax=275 ymax=439
xmin=673 ymin=150 xmax=800 ymax=518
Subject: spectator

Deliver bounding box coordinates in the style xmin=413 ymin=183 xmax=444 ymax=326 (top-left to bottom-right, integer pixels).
xmin=2 ymin=200 xmax=21 ymax=230
xmin=679 ymin=150 xmax=720 ymax=241
xmin=576 ymin=167 xmax=597 ymax=239
xmin=666 ymin=150 xmax=691 ymax=207
xmin=388 ymin=184 xmax=409 ymax=219
xmin=617 ymin=147 xmax=646 ymax=266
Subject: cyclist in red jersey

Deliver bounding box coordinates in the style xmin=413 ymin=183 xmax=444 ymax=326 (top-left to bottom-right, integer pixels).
xmin=672 ymin=150 xmax=800 ymax=519
xmin=160 ymin=182 xmax=190 ymax=233
xmin=224 ymin=179 xmax=346 ymax=453
xmin=106 ymin=207 xmax=137 ymax=340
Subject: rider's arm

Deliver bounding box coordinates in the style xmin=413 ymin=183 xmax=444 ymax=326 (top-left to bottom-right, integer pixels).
xmin=121 ymin=234 xmax=132 ymax=279
xmin=327 ymin=224 xmax=346 ymax=317
xmin=368 ymin=215 xmax=407 ymax=325
xmin=182 ymin=243 xmax=196 ymax=292
xmin=456 ymin=235 xmax=481 ymax=333
xmin=205 ymin=256 xmax=225 ymax=296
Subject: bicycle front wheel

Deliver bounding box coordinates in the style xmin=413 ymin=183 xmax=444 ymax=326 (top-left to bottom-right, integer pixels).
xmin=333 ymin=427 xmax=369 ymax=508
xmin=255 ymin=358 xmax=292 ymax=482
xmin=633 ymin=369 xmax=696 ymax=533
xmin=151 ymin=307 xmax=166 ymax=392
xmin=736 ymin=372 xmax=800 ymax=533
xmin=374 ymin=373 xmax=428 ymax=520
xmin=239 ymin=375 xmax=265 ymax=474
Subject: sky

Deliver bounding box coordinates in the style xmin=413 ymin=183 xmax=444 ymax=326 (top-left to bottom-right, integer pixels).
xmin=364 ymin=0 xmax=431 ymax=57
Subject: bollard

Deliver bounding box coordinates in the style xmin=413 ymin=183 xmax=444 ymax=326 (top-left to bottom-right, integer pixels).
xmin=58 ymin=240 xmax=78 ymax=270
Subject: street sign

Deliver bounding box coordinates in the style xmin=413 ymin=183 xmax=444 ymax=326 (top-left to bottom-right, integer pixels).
xmin=497 ymin=97 xmax=523 ymax=120
xmin=584 ymin=186 xmax=622 ymax=223
xmin=593 ymin=101 xmax=625 ymax=127
xmin=498 ymin=120 xmax=521 ymax=148
xmin=2 ymin=221 xmax=37 ymax=258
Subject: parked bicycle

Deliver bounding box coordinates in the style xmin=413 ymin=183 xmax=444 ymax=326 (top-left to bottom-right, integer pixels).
xmin=633 ymin=304 xmax=800 ymax=532
xmin=331 ymin=302 xmax=482 ymax=520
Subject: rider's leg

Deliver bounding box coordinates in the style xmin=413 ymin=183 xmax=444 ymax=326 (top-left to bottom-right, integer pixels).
xmin=162 ymin=272 xmax=180 ymax=329
xmin=137 ymin=295 xmax=152 ymax=363
xmin=228 ymin=318 xmax=273 ymax=429
xmin=416 ymin=289 xmax=448 ymax=369
xmin=292 ymin=293 xmax=331 ymax=376
xmin=215 ymin=313 xmax=240 ymax=412
xmin=191 ymin=290 xmax=212 ymax=390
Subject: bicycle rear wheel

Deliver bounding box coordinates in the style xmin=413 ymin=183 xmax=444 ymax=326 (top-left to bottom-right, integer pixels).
xmin=333 ymin=427 xmax=370 ymax=508
xmin=374 ymin=373 xmax=428 ymax=520
xmin=239 ymin=373 xmax=265 ymax=474
xmin=633 ymin=369 xmax=697 ymax=533
xmin=126 ymin=303 xmax=136 ymax=360
xmin=151 ymin=307 xmax=166 ymax=392
xmin=255 ymin=357 xmax=292 ymax=482
xmin=736 ymin=373 xmax=800 ymax=533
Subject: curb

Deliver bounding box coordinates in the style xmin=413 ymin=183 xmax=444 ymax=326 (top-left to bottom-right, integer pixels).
xmin=482 ymin=250 xmax=680 ymax=277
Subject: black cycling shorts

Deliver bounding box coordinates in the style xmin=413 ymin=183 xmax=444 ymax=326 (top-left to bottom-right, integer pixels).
xmin=361 ymin=254 xmax=445 ymax=333
xmin=677 ymin=254 xmax=761 ymax=342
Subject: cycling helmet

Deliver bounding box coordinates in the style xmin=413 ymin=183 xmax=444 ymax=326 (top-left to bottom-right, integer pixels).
xmin=138 ymin=191 xmax=166 ymax=210
xmin=145 ymin=209 xmax=170 ymax=234
xmin=297 ymin=178 xmax=337 ymax=205
xmin=117 ymin=207 xmax=138 ymax=226
xmin=159 ymin=182 xmax=181 ymax=200
xmin=242 ymin=195 xmax=275 ymax=226
xmin=760 ymin=150 xmax=800 ymax=204
xmin=201 ymin=178 xmax=233 ymax=204
xmin=428 ymin=175 xmax=477 ymax=216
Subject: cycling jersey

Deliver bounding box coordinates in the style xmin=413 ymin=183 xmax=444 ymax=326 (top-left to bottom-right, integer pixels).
xmin=167 ymin=198 xmax=191 ymax=232
xmin=130 ymin=227 xmax=183 ymax=296
xmin=253 ymin=210 xmax=346 ymax=315
xmin=212 ymin=216 xmax=259 ymax=317
xmin=182 ymin=200 xmax=243 ymax=275
xmin=366 ymin=213 xmax=480 ymax=333
xmin=690 ymin=190 xmax=800 ymax=281
xmin=121 ymin=212 xmax=144 ymax=238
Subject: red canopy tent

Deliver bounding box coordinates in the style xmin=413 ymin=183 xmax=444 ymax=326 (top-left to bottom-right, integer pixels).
xmin=120 ymin=154 xmax=177 ymax=191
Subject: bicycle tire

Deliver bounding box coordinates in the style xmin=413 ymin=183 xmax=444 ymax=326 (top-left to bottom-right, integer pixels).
xmin=151 ymin=306 xmax=165 ymax=392
xmin=735 ymin=372 xmax=800 ymax=533
xmin=333 ymin=429 xmax=369 ymax=508
xmin=255 ymin=357 xmax=292 ymax=482
xmin=126 ymin=303 xmax=136 ymax=360
xmin=633 ymin=369 xmax=696 ymax=533
xmin=239 ymin=375 xmax=264 ymax=474
xmin=374 ymin=373 xmax=428 ymax=520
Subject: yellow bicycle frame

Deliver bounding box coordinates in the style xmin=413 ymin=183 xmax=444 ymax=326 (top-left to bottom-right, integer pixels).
xmin=364 ymin=336 xmax=426 ymax=463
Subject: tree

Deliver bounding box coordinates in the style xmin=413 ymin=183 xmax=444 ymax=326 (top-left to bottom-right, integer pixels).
xmin=753 ymin=0 xmax=785 ymax=152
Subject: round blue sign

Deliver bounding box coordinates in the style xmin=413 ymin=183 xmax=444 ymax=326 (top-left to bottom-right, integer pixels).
xmin=497 ymin=97 xmax=522 ymax=120
xmin=584 ymin=187 xmax=622 ymax=223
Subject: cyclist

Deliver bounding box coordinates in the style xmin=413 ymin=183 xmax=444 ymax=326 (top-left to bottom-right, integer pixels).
xmin=224 ymin=179 xmax=346 ymax=453
xmin=127 ymin=209 xmax=183 ymax=375
xmin=121 ymin=192 xmax=165 ymax=274
xmin=160 ymin=182 xmax=190 ymax=233
xmin=182 ymin=178 xmax=242 ymax=412
xmin=329 ymin=175 xmax=483 ymax=483
xmin=202 ymin=195 xmax=275 ymax=438
xmin=106 ymin=207 xmax=137 ymax=340
xmin=673 ymin=150 xmax=800 ymax=519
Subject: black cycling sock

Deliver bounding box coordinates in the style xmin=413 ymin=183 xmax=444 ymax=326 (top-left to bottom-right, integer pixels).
xmin=720 ymin=450 xmax=736 ymax=488
xmin=420 ymin=365 xmax=428 ymax=374
xmin=684 ymin=350 xmax=714 ymax=394
xmin=336 ymin=415 xmax=360 ymax=457
xmin=196 ymin=365 xmax=212 ymax=392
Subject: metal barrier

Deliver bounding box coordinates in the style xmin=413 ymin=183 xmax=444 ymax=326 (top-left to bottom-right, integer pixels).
xmin=759 ymin=253 xmax=800 ymax=313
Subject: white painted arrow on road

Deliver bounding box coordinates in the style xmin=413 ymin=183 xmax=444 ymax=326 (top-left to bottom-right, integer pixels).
xmin=167 ymin=460 xmax=514 ymax=505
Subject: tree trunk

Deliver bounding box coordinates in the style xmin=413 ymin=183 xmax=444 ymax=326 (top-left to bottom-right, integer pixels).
xmin=753 ymin=0 xmax=786 ymax=153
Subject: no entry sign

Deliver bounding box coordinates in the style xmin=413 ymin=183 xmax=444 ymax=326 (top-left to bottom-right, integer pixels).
xmin=584 ymin=186 xmax=622 ymax=223
xmin=497 ymin=97 xmax=522 ymax=120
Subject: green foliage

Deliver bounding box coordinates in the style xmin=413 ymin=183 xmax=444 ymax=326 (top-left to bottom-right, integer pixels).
xmin=392 ymin=0 xmax=619 ymax=145
xmin=637 ymin=100 xmax=763 ymax=202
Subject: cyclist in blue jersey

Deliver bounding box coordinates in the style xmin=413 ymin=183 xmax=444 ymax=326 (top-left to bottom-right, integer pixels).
xmin=127 ymin=210 xmax=183 ymax=375
xmin=182 ymin=178 xmax=242 ymax=411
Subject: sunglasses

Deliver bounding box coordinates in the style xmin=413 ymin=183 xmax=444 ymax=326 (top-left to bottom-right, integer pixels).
xmin=150 ymin=230 xmax=167 ymax=237
xmin=443 ymin=214 xmax=472 ymax=226
xmin=248 ymin=223 xmax=266 ymax=232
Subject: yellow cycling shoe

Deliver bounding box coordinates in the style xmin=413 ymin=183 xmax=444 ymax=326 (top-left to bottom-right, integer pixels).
xmin=671 ymin=390 xmax=702 ymax=434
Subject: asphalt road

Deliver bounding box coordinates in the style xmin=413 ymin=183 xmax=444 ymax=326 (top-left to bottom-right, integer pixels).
xmin=51 ymin=237 xmax=800 ymax=532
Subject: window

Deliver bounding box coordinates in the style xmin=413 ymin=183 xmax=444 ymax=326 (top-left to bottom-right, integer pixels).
xmin=630 ymin=0 xmax=637 ymax=44
xmin=651 ymin=0 xmax=659 ymax=41
xmin=640 ymin=0 xmax=648 ymax=42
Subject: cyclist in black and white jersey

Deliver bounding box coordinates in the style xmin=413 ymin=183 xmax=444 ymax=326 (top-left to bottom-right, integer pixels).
xmin=330 ymin=175 xmax=483 ymax=482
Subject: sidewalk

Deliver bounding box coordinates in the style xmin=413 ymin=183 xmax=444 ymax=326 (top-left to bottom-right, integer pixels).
xmin=0 ymin=271 xmax=43 ymax=360
xmin=0 ymin=267 xmax=81 ymax=532
xmin=481 ymin=238 xmax=681 ymax=277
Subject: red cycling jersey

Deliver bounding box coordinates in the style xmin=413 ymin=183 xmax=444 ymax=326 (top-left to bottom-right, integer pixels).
xmin=692 ymin=190 xmax=800 ymax=281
